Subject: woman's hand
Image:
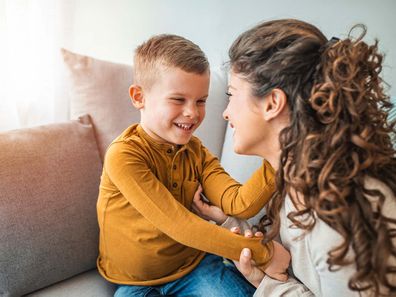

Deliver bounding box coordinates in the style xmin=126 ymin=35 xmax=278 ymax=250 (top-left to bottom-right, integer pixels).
xmin=191 ymin=184 xmax=228 ymax=225
xmin=231 ymin=227 xmax=290 ymax=286
xmin=231 ymin=227 xmax=266 ymax=288
xmin=264 ymin=240 xmax=290 ymax=282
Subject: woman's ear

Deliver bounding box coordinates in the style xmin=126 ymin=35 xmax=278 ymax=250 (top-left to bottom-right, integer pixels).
xmin=263 ymin=88 xmax=287 ymax=121
xmin=129 ymin=85 xmax=144 ymax=109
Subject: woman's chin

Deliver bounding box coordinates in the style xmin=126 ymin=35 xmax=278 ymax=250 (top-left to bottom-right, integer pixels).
xmin=233 ymin=145 xmax=245 ymax=155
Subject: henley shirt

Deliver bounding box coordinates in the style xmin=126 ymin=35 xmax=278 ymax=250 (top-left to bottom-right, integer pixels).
xmin=97 ymin=124 xmax=275 ymax=285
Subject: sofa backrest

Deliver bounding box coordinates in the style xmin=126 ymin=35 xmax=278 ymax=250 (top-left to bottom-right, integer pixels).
xmin=220 ymin=125 xmax=263 ymax=184
xmin=0 ymin=115 xmax=102 ymax=296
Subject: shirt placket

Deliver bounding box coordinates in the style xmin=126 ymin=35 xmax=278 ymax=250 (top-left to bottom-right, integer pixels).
xmin=166 ymin=146 xmax=180 ymax=197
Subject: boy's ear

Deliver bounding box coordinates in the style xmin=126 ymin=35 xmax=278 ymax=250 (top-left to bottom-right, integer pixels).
xmin=262 ymin=88 xmax=287 ymax=121
xmin=129 ymin=85 xmax=144 ymax=109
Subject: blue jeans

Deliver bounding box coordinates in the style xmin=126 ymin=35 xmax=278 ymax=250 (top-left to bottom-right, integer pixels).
xmin=114 ymin=254 xmax=255 ymax=297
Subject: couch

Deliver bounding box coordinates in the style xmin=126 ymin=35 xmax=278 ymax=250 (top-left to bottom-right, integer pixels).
xmin=0 ymin=49 xmax=264 ymax=297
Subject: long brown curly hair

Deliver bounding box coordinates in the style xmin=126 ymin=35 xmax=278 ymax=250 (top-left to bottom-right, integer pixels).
xmin=229 ymin=19 xmax=396 ymax=295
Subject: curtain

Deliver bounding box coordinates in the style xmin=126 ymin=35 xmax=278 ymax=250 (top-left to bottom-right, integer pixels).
xmin=0 ymin=0 xmax=74 ymax=132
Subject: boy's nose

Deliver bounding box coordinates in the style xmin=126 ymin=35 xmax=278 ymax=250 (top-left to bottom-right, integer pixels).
xmin=184 ymin=106 xmax=199 ymax=118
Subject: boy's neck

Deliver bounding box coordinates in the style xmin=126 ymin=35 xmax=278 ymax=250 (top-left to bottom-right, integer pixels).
xmin=138 ymin=123 xmax=181 ymax=149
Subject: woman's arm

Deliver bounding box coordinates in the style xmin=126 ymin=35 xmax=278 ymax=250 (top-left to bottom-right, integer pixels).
xmin=308 ymin=219 xmax=360 ymax=297
xmin=255 ymin=275 xmax=314 ymax=297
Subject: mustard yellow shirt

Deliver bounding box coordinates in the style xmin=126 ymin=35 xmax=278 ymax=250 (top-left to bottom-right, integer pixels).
xmin=97 ymin=124 xmax=275 ymax=285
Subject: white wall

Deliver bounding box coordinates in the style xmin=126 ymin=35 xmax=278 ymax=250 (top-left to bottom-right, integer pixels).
xmin=64 ymin=0 xmax=396 ymax=95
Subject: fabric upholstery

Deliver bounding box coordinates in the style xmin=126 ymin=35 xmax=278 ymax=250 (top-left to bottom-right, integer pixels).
xmin=194 ymin=67 xmax=229 ymax=157
xmin=220 ymin=125 xmax=262 ymax=184
xmin=26 ymin=269 xmax=115 ymax=297
xmin=0 ymin=115 xmax=103 ymax=296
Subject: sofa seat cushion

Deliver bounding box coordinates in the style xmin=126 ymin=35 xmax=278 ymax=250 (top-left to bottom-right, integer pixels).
xmin=0 ymin=115 xmax=103 ymax=297
xmin=26 ymin=269 xmax=115 ymax=297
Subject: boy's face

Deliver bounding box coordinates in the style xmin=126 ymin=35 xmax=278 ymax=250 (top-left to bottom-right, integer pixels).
xmin=132 ymin=66 xmax=209 ymax=145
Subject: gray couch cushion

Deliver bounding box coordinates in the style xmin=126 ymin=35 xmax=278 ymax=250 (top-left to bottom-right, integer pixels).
xmin=0 ymin=115 xmax=103 ymax=297
xmin=26 ymin=269 xmax=115 ymax=297
xmin=194 ymin=67 xmax=229 ymax=158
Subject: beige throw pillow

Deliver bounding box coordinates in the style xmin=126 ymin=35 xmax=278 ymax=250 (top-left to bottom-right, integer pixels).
xmin=62 ymin=49 xmax=139 ymax=160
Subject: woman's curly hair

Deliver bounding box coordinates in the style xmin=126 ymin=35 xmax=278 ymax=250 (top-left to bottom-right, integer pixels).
xmin=229 ymin=19 xmax=396 ymax=295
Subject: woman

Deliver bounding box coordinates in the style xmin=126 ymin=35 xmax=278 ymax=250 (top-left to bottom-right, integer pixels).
xmin=193 ymin=19 xmax=396 ymax=296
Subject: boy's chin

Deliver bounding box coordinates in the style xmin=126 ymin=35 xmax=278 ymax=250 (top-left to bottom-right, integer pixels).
xmin=170 ymin=134 xmax=194 ymax=145
xmin=173 ymin=137 xmax=192 ymax=145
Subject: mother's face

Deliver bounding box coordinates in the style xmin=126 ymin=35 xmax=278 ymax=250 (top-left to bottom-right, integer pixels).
xmin=223 ymin=72 xmax=272 ymax=157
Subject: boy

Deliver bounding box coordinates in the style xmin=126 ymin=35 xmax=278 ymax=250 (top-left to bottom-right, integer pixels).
xmin=97 ymin=34 xmax=289 ymax=296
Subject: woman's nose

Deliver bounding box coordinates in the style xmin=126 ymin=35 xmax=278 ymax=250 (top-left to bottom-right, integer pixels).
xmin=223 ymin=109 xmax=229 ymax=120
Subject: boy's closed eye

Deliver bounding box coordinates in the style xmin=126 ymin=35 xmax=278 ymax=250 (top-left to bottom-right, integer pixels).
xmin=169 ymin=97 xmax=207 ymax=105
xmin=197 ymin=99 xmax=207 ymax=105
xmin=169 ymin=97 xmax=186 ymax=104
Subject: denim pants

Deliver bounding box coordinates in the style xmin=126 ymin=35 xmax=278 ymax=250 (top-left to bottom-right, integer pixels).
xmin=114 ymin=253 xmax=255 ymax=297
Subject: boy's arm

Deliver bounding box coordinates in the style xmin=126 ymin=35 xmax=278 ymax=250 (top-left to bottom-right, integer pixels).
xmin=105 ymin=142 xmax=274 ymax=269
xmin=200 ymin=145 xmax=275 ymax=219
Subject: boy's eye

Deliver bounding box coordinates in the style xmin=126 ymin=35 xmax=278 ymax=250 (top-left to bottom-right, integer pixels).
xmin=170 ymin=98 xmax=185 ymax=103
xmin=197 ymin=100 xmax=207 ymax=105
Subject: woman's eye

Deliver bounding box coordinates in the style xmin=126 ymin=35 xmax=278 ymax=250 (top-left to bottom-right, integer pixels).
xmin=225 ymin=91 xmax=233 ymax=97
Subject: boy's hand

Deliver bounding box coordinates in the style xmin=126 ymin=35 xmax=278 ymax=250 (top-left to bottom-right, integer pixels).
xmin=230 ymin=227 xmax=290 ymax=285
xmin=191 ymin=184 xmax=227 ymax=225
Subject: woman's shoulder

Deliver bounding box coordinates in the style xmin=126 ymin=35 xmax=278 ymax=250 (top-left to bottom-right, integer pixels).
xmin=307 ymin=177 xmax=395 ymax=252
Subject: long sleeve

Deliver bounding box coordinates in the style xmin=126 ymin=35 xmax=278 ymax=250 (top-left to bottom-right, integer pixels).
xmin=104 ymin=142 xmax=273 ymax=268
xmin=221 ymin=216 xmax=253 ymax=234
xmin=200 ymin=145 xmax=275 ymax=219
xmin=308 ymin=225 xmax=360 ymax=297
xmin=255 ymin=276 xmax=314 ymax=297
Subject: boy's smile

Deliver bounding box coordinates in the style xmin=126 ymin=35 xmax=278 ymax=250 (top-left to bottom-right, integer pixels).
xmin=131 ymin=66 xmax=210 ymax=145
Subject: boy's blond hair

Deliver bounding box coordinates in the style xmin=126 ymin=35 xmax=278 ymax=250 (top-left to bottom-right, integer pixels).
xmin=133 ymin=34 xmax=209 ymax=89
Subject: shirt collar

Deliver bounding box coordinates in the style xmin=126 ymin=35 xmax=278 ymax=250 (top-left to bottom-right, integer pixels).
xmin=136 ymin=124 xmax=189 ymax=153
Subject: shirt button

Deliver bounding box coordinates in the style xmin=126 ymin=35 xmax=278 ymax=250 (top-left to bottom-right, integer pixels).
xmin=172 ymin=182 xmax=178 ymax=188
xmin=173 ymin=165 xmax=177 ymax=170
xmin=167 ymin=149 xmax=172 ymax=154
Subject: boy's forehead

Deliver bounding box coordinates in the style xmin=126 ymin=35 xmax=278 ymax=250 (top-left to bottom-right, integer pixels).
xmin=159 ymin=64 xmax=209 ymax=76
xmin=154 ymin=67 xmax=209 ymax=97
xmin=159 ymin=66 xmax=209 ymax=83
